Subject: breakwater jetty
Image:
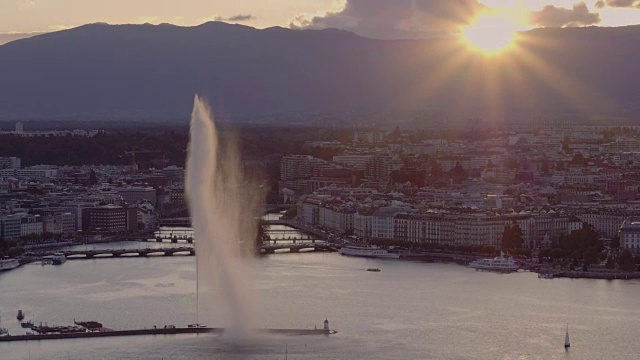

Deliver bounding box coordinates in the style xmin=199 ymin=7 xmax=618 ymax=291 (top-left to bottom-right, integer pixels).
xmin=0 ymin=326 xmax=337 ymax=342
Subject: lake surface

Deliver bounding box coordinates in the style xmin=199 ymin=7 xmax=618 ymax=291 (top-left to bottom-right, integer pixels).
xmin=1 ymin=251 xmax=639 ymax=359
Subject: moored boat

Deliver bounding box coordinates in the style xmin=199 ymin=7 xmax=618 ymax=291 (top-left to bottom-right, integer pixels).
xmin=339 ymin=245 xmax=400 ymax=259
xmin=21 ymin=320 xmax=33 ymax=329
xmin=74 ymin=320 xmax=103 ymax=330
xmin=0 ymin=257 xmax=19 ymax=271
xmin=468 ymin=252 xmax=519 ymax=272
xmin=43 ymin=253 xmax=66 ymax=265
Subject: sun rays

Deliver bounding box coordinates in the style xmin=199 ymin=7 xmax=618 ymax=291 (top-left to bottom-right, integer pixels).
xmin=388 ymin=14 xmax=616 ymax=126
xmin=462 ymin=14 xmax=521 ymax=55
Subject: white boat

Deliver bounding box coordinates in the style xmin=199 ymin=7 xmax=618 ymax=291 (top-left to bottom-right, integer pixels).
xmin=0 ymin=257 xmax=20 ymax=271
xmin=43 ymin=253 xmax=66 ymax=265
xmin=565 ymin=324 xmax=570 ymax=348
xmin=0 ymin=327 xmax=9 ymax=336
xmin=468 ymin=252 xmax=519 ymax=272
xmin=339 ymin=245 xmax=400 ymax=259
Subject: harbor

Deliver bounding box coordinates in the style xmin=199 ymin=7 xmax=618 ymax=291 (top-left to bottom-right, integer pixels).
xmin=1 ymin=250 xmax=640 ymax=359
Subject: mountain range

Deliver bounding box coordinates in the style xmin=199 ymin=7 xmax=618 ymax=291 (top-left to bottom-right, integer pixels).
xmin=0 ymin=22 xmax=639 ymax=123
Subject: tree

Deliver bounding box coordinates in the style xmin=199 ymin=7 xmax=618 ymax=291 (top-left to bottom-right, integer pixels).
xmin=540 ymin=159 xmax=550 ymax=175
xmin=501 ymin=225 xmax=511 ymax=249
xmin=502 ymin=223 xmax=524 ymax=250
xmin=605 ymin=255 xmax=616 ymax=269
xmin=506 ymin=158 xmax=519 ymax=169
xmin=449 ymin=162 xmax=468 ymax=182
xmin=255 ymin=218 xmax=269 ymax=249
xmin=283 ymin=205 xmax=297 ymax=219
xmin=89 ymin=169 xmax=98 ymax=186
xmin=429 ymin=162 xmax=443 ymax=179
xmin=564 ymin=228 xmax=601 ymax=254
xmin=611 ymin=235 xmax=620 ymax=249
xmin=551 ymin=248 xmax=565 ymax=262
xmin=583 ymin=247 xmax=599 ymax=270
xmin=618 ymin=249 xmax=636 ymax=272
xmin=0 ymin=236 xmax=7 ymax=257
xmin=570 ymin=153 xmax=587 ymax=166
xmin=562 ymin=136 xmax=570 ymax=153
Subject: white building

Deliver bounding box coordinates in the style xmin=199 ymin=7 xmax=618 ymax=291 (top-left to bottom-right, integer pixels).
xmin=20 ymin=215 xmax=43 ymax=237
xmin=619 ymin=221 xmax=640 ymax=254
xmin=118 ymin=187 xmax=157 ymax=206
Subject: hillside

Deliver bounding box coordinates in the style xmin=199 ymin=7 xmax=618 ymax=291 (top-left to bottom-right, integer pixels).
xmin=0 ymin=22 xmax=638 ymax=122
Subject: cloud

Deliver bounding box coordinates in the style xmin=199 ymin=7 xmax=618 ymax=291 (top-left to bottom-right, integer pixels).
xmin=214 ymin=14 xmax=256 ymax=22
xmin=594 ymin=0 xmax=640 ymax=8
xmin=290 ymin=0 xmax=485 ymax=39
xmin=530 ymin=2 xmax=601 ymax=27
xmin=17 ymin=0 xmax=37 ymax=11
xmin=0 ymin=31 xmax=45 ymax=46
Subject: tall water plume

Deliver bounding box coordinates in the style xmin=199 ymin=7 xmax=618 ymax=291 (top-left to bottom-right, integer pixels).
xmin=185 ymin=95 xmax=264 ymax=331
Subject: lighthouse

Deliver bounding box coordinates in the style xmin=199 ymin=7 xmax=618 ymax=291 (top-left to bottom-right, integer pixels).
xmin=323 ymin=319 xmax=329 ymax=331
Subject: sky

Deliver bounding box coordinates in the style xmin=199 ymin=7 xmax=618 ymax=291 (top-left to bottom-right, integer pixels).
xmin=1 ymin=0 xmax=639 ymax=44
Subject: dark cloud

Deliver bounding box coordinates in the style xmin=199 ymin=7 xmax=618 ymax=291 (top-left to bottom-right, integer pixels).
xmin=594 ymin=0 xmax=640 ymax=8
xmin=531 ymin=2 xmax=601 ymax=27
xmin=290 ymin=0 xmax=484 ymax=39
xmin=214 ymin=14 xmax=256 ymax=22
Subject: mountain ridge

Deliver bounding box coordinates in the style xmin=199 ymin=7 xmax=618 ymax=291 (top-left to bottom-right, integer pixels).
xmin=1 ymin=22 xmax=639 ymax=122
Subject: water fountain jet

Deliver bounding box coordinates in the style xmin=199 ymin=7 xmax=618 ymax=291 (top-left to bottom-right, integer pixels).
xmin=185 ymin=95 xmax=264 ymax=333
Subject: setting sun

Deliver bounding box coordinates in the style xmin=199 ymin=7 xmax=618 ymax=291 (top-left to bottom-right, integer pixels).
xmin=462 ymin=14 xmax=521 ymax=55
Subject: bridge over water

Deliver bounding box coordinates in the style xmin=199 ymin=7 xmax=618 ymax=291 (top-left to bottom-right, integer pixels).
xmin=34 ymin=241 xmax=338 ymax=260
xmin=261 ymin=241 xmax=338 ymax=254
xmin=37 ymin=247 xmax=195 ymax=259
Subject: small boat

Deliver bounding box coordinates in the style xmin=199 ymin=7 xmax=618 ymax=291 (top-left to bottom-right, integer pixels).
xmin=16 ymin=310 xmax=24 ymax=321
xmin=0 ymin=328 xmax=9 ymax=337
xmin=21 ymin=320 xmax=33 ymax=329
xmin=565 ymin=324 xmax=571 ymax=348
xmin=367 ymin=268 xmax=381 ymax=272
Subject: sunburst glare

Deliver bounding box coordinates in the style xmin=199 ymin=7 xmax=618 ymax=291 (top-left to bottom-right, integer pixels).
xmin=462 ymin=14 xmax=521 ymax=55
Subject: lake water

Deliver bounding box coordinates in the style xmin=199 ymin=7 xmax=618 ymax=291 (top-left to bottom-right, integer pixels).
xmin=1 ymin=251 xmax=639 ymax=359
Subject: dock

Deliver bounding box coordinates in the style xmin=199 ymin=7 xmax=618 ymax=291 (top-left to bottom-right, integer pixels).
xmin=0 ymin=327 xmax=337 ymax=342
xmin=538 ymin=270 xmax=640 ymax=280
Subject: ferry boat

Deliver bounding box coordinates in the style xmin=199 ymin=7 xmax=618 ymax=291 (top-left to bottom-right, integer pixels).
xmin=468 ymin=252 xmax=519 ymax=272
xmin=43 ymin=253 xmax=66 ymax=265
xmin=339 ymin=245 xmax=400 ymax=259
xmin=0 ymin=257 xmax=19 ymax=271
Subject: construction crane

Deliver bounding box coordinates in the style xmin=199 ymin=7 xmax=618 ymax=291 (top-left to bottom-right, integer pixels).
xmin=124 ymin=147 xmax=161 ymax=174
